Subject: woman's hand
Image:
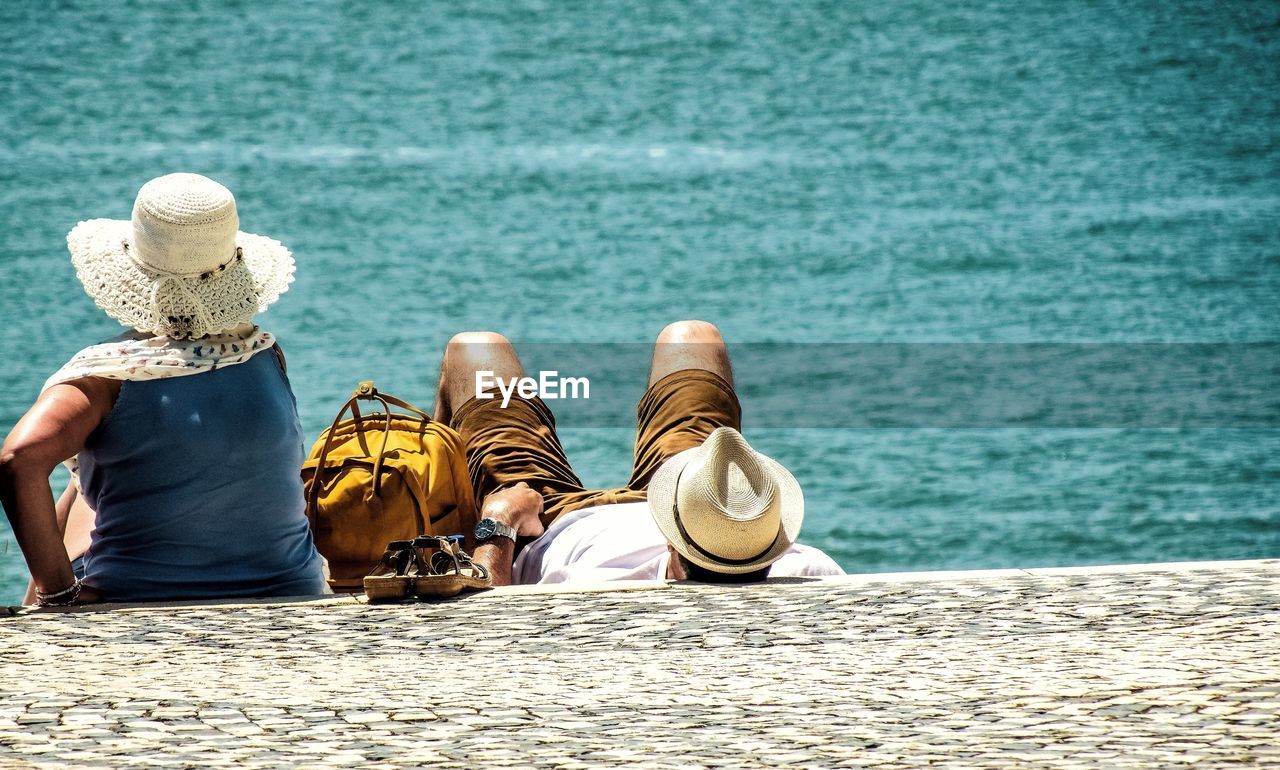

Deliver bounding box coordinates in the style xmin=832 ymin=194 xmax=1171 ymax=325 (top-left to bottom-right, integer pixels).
xmin=74 ymin=585 xmax=103 ymax=605
xmin=25 ymin=580 xmax=102 ymax=608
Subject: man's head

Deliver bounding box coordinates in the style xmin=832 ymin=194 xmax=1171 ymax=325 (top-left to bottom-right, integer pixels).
xmin=665 ymin=547 xmax=772 ymax=583
xmin=648 ymin=427 xmax=804 ymax=583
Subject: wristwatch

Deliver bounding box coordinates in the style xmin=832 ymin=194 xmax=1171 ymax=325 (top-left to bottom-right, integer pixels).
xmin=474 ymin=517 xmax=518 ymax=543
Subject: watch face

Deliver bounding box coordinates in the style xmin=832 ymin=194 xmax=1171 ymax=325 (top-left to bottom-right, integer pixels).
xmin=475 ymin=519 xmax=497 ymax=540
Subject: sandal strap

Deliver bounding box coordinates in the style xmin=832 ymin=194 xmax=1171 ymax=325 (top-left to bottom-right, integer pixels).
xmin=371 ymin=540 xmax=415 ymax=576
xmin=467 ymin=559 xmax=490 ymax=582
xmin=428 ymin=541 xmax=488 ymax=580
xmin=411 ymin=535 xmax=463 ymax=553
xmin=413 ymin=535 xmax=472 ymax=576
xmin=430 ymin=541 xmax=463 ymax=576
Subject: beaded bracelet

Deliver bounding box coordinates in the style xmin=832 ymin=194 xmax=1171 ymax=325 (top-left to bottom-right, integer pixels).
xmin=35 ymin=577 xmax=82 ymax=607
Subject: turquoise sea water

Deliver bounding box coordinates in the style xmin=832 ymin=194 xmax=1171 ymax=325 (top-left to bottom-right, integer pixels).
xmin=2 ymin=1 xmax=1278 ymax=601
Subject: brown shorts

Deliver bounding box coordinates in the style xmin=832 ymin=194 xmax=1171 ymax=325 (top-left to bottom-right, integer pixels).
xmin=449 ymin=368 xmax=742 ymax=527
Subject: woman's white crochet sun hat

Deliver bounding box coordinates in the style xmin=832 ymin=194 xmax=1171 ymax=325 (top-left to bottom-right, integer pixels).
xmin=67 ymin=172 xmax=295 ymax=340
xmin=648 ymin=427 xmax=804 ymax=575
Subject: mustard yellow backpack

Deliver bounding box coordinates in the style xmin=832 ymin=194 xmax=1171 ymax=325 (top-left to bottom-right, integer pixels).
xmin=301 ymin=381 xmax=478 ymax=591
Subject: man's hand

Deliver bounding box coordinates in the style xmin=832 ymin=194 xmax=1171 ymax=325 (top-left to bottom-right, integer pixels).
xmin=471 ymin=482 xmax=545 ymax=587
xmin=480 ymin=482 xmax=545 ymax=539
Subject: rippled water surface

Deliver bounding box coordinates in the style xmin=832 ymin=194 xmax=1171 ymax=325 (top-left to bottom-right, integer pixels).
xmin=2 ymin=1 xmax=1278 ymax=600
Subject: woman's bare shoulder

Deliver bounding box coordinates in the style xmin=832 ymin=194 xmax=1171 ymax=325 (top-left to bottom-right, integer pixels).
xmin=53 ymin=376 xmax=122 ymax=402
xmin=39 ymin=377 xmax=121 ymax=425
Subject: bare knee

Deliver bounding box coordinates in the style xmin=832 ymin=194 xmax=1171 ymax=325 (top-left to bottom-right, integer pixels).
xmin=649 ymin=320 xmax=731 ymax=386
xmin=656 ymin=320 xmax=723 ymax=346
xmin=447 ymin=330 xmax=511 ymax=351
xmin=437 ymin=331 xmax=524 ymax=418
xmin=444 ymin=331 xmax=513 ymax=368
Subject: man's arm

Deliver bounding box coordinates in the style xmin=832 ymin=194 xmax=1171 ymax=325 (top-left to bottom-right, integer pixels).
xmin=470 ymin=482 xmax=544 ymax=587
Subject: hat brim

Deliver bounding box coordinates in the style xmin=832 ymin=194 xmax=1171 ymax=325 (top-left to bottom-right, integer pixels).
xmin=67 ymin=218 xmax=295 ymax=337
xmin=647 ymin=444 xmax=805 ymax=575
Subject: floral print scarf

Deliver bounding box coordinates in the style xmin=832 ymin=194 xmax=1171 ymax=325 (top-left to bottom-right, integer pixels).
xmin=42 ymin=324 xmax=276 ymax=394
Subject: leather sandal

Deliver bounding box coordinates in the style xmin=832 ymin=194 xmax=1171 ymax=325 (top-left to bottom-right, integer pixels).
xmin=363 ymin=540 xmax=419 ymax=602
xmin=410 ymin=535 xmax=492 ymax=598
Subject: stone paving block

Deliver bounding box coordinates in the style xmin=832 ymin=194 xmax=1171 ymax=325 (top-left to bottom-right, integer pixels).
xmin=1 ymin=560 xmax=1279 ymax=767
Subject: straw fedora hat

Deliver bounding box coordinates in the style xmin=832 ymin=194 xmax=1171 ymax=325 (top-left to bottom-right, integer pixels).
xmin=67 ymin=172 xmax=294 ymax=340
xmin=648 ymin=427 xmax=804 ymax=575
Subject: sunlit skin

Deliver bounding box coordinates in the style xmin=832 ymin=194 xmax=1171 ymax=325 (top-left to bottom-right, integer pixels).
xmin=0 ymin=379 xmax=117 ymax=605
xmin=16 ymin=482 xmax=95 ymax=605
xmin=468 ymin=482 xmax=544 ymax=587
xmin=434 ymin=320 xmax=730 ymax=585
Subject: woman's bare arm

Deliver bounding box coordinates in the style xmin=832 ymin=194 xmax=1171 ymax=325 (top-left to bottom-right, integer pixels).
xmin=21 ymin=480 xmax=81 ymax=605
xmin=0 ymin=379 xmax=116 ymax=601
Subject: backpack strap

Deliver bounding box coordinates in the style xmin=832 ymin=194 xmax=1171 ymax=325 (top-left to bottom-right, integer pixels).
xmin=306 ymin=390 xmax=364 ymax=519
xmin=305 ymin=382 xmax=435 ymax=517
xmin=356 ymin=381 xmax=433 ymax=422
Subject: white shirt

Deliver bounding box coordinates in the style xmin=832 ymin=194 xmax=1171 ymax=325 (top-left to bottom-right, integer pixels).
xmin=512 ymin=502 xmax=845 ymax=585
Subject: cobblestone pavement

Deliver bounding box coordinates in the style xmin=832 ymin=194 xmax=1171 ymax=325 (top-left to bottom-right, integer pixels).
xmin=0 ymin=560 xmax=1277 ymax=768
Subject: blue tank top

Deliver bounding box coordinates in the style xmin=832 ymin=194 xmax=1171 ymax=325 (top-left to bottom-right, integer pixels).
xmin=77 ymin=351 xmax=327 ymax=601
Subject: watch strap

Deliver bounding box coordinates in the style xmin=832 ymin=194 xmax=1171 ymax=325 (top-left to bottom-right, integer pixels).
xmin=477 ymin=517 xmax=518 ymax=542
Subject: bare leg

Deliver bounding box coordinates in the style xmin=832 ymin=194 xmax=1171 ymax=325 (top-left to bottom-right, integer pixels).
xmin=627 ymin=321 xmax=742 ymax=492
xmin=434 ymin=331 xmax=527 ymax=423
xmin=648 ymin=320 xmax=733 ymax=386
xmin=431 ymin=330 xmax=588 ymax=523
